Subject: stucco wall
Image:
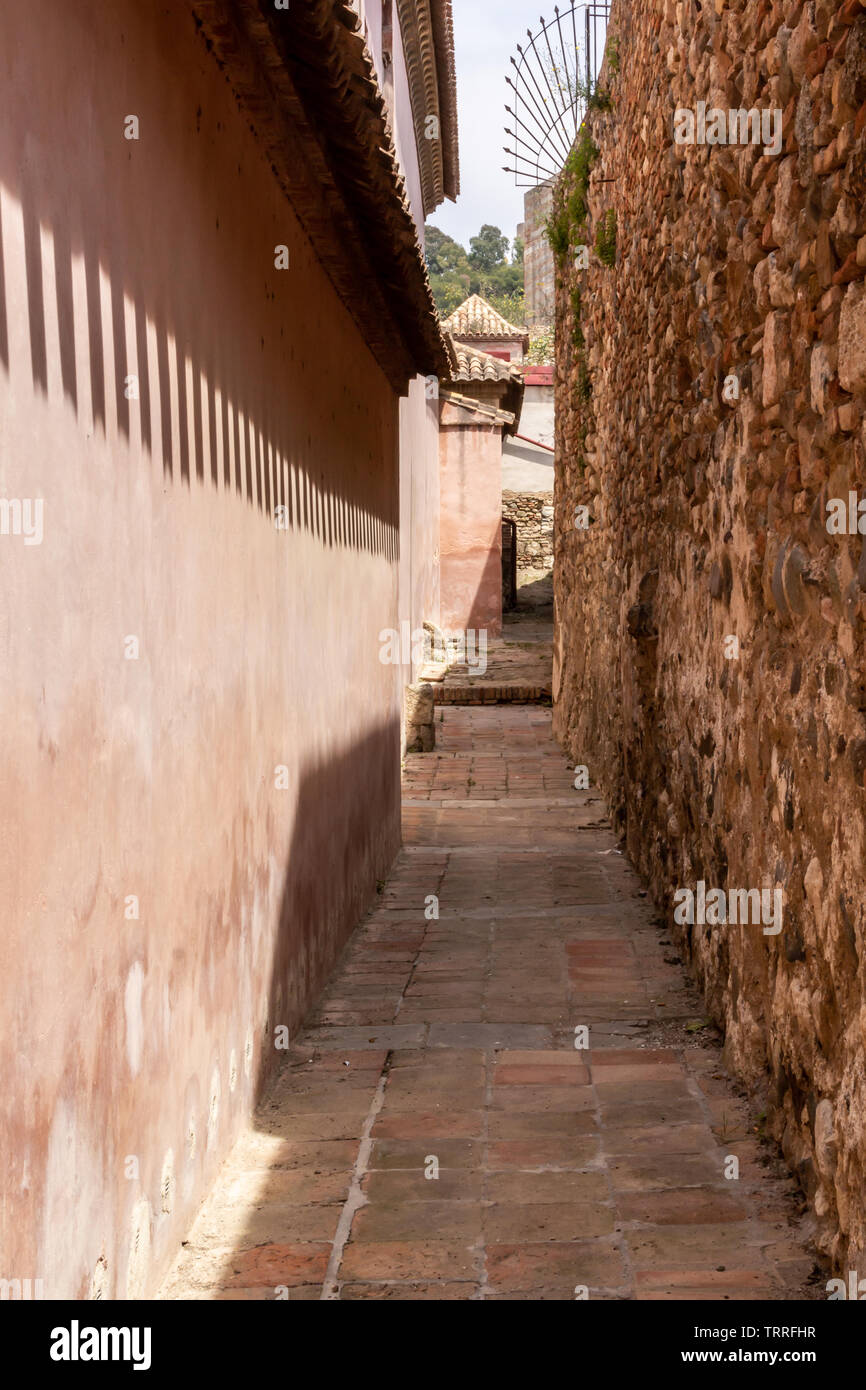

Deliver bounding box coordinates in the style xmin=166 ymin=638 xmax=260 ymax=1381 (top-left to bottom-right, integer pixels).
xmin=362 ymin=1 xmax=440 ymax=699
xmin=354 ymin=0 xmax=425 ymax=236
xmin=438 ymin=396 xmax=503 ymax=637
xmin=399 ymin=378 xmax=442 ymax=688
xmin=463 ymin=336 xmax=525 ymax=363
xmin=0 ymin=0 xmax=402 ymax=1299
xmin=391 ymin=5 xmax=427 ymax=234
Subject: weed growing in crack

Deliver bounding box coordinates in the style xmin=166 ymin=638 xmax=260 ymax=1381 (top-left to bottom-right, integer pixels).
xmin=594 ymin=208 xmax=617 ymax=267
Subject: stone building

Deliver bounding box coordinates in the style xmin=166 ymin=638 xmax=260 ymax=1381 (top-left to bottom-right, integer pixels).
xmin=523 ymin=179 xmax=556 ymax=328
xmin=0 ymin=0 xmax=457 ymax=1300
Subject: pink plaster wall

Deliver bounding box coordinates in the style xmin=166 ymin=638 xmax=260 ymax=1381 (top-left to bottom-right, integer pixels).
xmin=0 ymin=0 xmax=404 ymax=1299
xmin=358 ymin=1 xmax=440 ymax=700
xmin=438 ymin=401 xmax=503 ymax=638
xmin=460 ymin=337 xmax=525 ymax=363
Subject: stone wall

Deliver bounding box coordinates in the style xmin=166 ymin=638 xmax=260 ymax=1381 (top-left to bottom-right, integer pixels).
xmin=553 ymin=0 xmax=866 ymax=1274
xmin=503 ymin=490 xmax=555 ymax=572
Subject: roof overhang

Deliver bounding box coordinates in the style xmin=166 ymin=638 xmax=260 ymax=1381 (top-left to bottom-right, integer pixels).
xmin=430 ymin=1 xmax=460 ymax=204
xmin=191 ymin=0 xmax=451 ymax=392
xmin=441 ymin=334 xmax=525 ymax=432
xmin=440 ymin=390 xmax=516 ymax=428
xmin=395 ymin=0 xmax=459 ymax=215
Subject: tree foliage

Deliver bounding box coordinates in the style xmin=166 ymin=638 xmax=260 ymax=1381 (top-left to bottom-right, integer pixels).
xmin=468 ymin=224 xmax=510 ymax=271
xmin=425 ymin=223 xmax=526 ymax=324
xmin=527 ymin=326 xmax=554 ymax=365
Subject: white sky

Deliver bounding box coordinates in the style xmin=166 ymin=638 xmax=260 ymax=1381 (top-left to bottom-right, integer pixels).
xmin=432 ymin=0 xmax=555 ymax=250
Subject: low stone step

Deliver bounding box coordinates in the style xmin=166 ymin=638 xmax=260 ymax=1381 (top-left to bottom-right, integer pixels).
xmin=433 ymin=682 xmax=552 ymax=705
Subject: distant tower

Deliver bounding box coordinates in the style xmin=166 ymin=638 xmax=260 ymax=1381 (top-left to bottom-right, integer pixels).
xmin=523 ymin=180 xmax=556 ymax=329
xmin=502 ymin=3 xmax=611 ymax=329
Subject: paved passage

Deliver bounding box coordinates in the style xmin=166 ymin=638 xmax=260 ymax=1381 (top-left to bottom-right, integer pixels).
xmin=161 ymin=707 xmax=817 ymax=1300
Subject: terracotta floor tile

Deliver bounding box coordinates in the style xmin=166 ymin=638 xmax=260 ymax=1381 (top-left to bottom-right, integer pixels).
xmin=160 ymin=702 xmax=816 ymax=1303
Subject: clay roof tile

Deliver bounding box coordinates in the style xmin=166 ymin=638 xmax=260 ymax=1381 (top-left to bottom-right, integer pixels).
xmin=442 ymin=293 xmax=530 ymax=348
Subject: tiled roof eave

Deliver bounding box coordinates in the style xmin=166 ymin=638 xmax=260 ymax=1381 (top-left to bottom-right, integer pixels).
xmin=429 ymin=0 xmax=460 ymax=202
xmin=440 ymin=390 xmax=516 ymax=427
xmin=395 ymin=0 xmax=444 ymax=216
xmin=440 ymin=336 xmax=524 ymax=435
xmin=445 ymin=336 xmax=525 ymax=387
xmin=190 ymin=0 xmax=451 ymax=392
xmin=453 ymin=331 xmax=531 ymax=344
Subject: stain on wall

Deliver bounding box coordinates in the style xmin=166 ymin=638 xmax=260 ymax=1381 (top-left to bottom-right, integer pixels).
xmin=0 ymin=0 xmax=403 ymax=1298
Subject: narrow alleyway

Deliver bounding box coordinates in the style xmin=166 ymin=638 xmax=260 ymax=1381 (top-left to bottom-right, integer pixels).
xmin=161 ymin=625 xmax=818 ymax=1300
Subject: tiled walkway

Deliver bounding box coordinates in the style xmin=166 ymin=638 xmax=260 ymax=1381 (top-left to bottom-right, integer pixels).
xmin=160 ymin=707 xmax=817 ymax=1301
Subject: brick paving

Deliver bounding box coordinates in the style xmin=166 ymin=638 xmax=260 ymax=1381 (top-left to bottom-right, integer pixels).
xmin=160 ymin=706 xmax=818 ymax=1301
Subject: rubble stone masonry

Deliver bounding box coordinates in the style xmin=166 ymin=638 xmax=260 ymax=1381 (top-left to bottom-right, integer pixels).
xmin=502 ymin=490 xmax=555 ymax=572
xmin=553 ymin=0 xmax=866 ymax=1272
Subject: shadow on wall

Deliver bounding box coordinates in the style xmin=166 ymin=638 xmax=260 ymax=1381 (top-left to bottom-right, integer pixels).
xmin=0 ymin=169 xmax=398 ymax=559
xmin=0 ymin=1 xmax=405 ymax=1298
xmin=502 ymin=441 xmax=555 ymax=471
xmin=0 ymin=155 xmax=404 ymax=1295
xmin=159 ymin=716 xmax=401 ymax=1300
xmin=259 ymin=717 xmax=402 ymax=1093
xmin=512 ymin=573 xmax=554 ymax=610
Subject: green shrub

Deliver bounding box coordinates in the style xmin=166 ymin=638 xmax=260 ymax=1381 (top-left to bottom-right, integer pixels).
xmin=594 ymin=209 xmax=617 ymax=268
xmin=527 ymin=326 xmax=555 ymax=365
xmin=545 ymin=126 xmax=600 ymax=267
xmin=588 ymin=86 xmax=613 ymax=113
